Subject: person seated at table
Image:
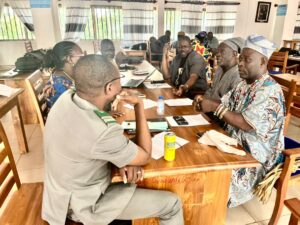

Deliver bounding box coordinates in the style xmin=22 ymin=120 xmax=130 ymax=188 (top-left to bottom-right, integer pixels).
xmin=158 ymin=30 xmax=171 ymax=50
xmin=43 ymin=41 xmax=84 ymax=113
xmin=206 ymin=32 xmax=219 ymax=55
xmin=196 ymin=35 xmax=285 ymax=207
xmin=161 ymin=36 xmax=208 ymax=97
xmin=149 ymin=36 xmax=163 ymax=61
xmin=42 ymin=55 xmax=184 ymax=225
xmin=195 ymin=37 xmax=244 ymax=101
xmin=98 ymin=39 xmax=116 ymax=60
xmin=171 ymin=31 xmax=185 ymax=54
xmin=192 ymin=31 xmax=210 ymax=60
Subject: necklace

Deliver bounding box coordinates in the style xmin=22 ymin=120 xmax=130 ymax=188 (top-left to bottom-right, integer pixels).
xmin=62 ymin=71 xmax=74 ymax=83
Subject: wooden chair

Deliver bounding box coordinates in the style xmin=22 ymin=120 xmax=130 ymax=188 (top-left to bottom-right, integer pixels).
xmin=290 ymin=94 xmax=300 ymax=119
xmin=24 ymin=40 xmax=33 ymax=53
xmin=271 ymin=76 xmax=297 ymax=134
xmin=284 ymin=198 xmax=300 ymax=225
xmin=25 ymin=70 xmax=48 ymax=132
xmin=93 ymin=40 xmax=100 ymax=53
xmin=147 ymin=41 xmax=162 ymax=67
xmin=268 ymin=148 xmax=300 ymax=225
xmin=268 ymin=52 xmax=299 ymax=75
xmin=268 ymin=90 xmax=300 ymax=225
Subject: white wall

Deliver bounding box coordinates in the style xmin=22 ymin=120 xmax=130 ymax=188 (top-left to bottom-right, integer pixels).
xmin=234 ymin=0 xmax=277 ymax=40
xmin=272 ymin=0 xmax=298 ymax=47
xmin=0 ymin=41 xmax=37 ymax=66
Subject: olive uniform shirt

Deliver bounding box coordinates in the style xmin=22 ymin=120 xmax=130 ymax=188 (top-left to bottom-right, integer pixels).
xmin=42 ymin=90 xmax=138 ymax=225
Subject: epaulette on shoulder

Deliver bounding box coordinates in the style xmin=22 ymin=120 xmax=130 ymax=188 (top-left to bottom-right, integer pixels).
xmin=94 ymin=110 xmax=116 ymax=125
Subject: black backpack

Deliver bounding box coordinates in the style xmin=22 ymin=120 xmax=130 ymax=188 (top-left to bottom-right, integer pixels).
xmin=15 ymin=49 xmax=46 ymax=72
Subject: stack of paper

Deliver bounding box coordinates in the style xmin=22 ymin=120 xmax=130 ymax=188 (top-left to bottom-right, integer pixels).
xmin=166 ymin=114 xmax=210 ymax=127
xmin=164 ymin=98 xmax=193 ymax=106
xmin=198 ymin=130 xmax=246 ymax=156
xmin=123 ymin=99 xmax=157 ymax=109
xmin=143 ymin=82 xmax=172 ymax=89
xmin=151 ymin=132 xmax=189 ymax=159
xmin=0 ymin=84 xmax=18 ymax=97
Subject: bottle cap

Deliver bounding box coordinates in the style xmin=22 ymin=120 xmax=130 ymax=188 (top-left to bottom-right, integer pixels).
xmin=159 ymin=96 xmax=164 ymax=100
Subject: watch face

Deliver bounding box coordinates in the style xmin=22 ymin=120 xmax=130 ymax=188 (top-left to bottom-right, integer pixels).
xmin=178 ymin=68 xmax=183 ymax=75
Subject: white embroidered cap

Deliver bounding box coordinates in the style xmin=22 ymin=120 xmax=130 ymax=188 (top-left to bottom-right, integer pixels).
xmin=244 ymin=34 xmax=277 ymax=58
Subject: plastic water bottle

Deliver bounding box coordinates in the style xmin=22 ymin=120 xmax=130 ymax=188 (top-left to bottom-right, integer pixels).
xmin=157 ymin=96 xmax=165 ymax=116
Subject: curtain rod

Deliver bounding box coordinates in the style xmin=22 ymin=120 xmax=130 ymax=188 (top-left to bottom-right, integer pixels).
xmin=59 ymin=0 xmax=157 ymax=3
xmin=165 ymin=1 xmax=240 ymax=5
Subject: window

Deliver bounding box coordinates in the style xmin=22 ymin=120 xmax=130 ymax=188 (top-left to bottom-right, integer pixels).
xmin=59 ymin=5 xmax=123 ymax=40
xmin=164 ymin=8 xmax=180 ymax=41
xmin=0 ymin=6 xmax=34 ymax=40
xmin=92 ymin=6 xmax=123 ymax=40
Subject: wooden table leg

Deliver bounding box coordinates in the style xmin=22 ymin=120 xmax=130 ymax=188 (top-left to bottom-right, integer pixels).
xmin=133 ymin=169 xmax=232 ymax=225
xmin=11 ymin=99 xmax=29 ymax=154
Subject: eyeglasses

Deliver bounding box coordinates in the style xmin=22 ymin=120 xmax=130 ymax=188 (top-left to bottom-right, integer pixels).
xmin=70 ymin=54 xmax=84 ymax=58
xmin=104 ymin=75 xmax=125 ymax=89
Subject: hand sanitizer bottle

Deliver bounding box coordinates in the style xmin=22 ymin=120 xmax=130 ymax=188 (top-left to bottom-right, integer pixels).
xmin=157 ymin=96 xmax=165 ymax=116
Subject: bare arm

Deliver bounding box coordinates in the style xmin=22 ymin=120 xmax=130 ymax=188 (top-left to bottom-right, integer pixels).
xmin=174 ymin=74 xmax=199 ymax=96
xmin=161 ymin=44 xmax=173 ymax=80
xmin=118 ymin=95 xmax=152 ymax=165
xmin=201 ymin=98 xmax=253 ymax=131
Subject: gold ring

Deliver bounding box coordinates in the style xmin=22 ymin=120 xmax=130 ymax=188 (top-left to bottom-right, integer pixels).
xmin=137 ymin=171 xmax=142 ymax=174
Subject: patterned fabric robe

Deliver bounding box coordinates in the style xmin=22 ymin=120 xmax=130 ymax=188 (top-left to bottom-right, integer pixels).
xmin=220 ymin=73 xmax=286 ymax=207
xmin=43 ymin=74 xmax=73 ymax=114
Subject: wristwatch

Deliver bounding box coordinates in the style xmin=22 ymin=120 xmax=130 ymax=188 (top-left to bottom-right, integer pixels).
xmin=180 ymin=84 xmax=189 ymax=92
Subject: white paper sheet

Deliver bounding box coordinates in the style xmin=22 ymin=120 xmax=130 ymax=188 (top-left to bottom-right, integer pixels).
xmin=164 ymin=98 xmax=193 ymax=106
xmin=0 ymin=84 xmax=19 ymax=97
xmin=123 ymin=99 xmax=157 ymax=109
xmin=151 ymin=132 xmax=189 ymax=160
xmin=198 ymin=130 xmax=238 ymax=146
xmin=122 ymin=121 xmax=168 ymax=131
xmin=198 ymin=130 xmax=245 ymax=156
xmin=166 ymin=114 xmax=210 ymax=127
xmin=143 ymin=82 xmax=172 ymax=89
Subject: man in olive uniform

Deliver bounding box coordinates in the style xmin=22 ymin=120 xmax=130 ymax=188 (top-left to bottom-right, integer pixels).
xmin=42 ymin=55 xmax=183 ymax=225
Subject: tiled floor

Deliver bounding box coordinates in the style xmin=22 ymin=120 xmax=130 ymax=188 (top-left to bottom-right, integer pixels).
xmin=1 ymin=113 xmax=300 ymax=224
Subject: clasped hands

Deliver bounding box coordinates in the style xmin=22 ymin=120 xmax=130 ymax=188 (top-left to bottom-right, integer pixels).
xmin=110 ymin=91 xmax=143 ymax=118
xmin=193 ymin=95 xmax=218 ymax=113
xmin=119 ymin=166 xmax=144 ymax=184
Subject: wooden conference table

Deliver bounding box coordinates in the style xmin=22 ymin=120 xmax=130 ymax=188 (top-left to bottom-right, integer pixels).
xmin=113 ymin=61 xmax=259 ymax=225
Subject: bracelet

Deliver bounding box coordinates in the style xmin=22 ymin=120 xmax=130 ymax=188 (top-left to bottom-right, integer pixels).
xmin=184 ymin=84 xmax=189 ymax=91
xmin=217 ymin=105 xmax=227 ymax=118
xmin=214 ymin=104 xmax=223 ymax=116
xmin=219 ymin=107 xmax=229 ymax=119
xmin=214 ymin=104 xmax=222 ymax=116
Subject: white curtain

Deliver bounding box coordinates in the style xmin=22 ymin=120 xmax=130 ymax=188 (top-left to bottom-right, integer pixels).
xmin=180 ymin=3 xmax=204 ymax=39
xmin=204 ymin=0 xmax=240 ymax=41
xmin=293 ymin=1 xmax=300 ymax=39
xmin=122 ymin=2 xmax=154 ymax=47
xmin=7 ymin=0 xmax=34 ymax=31
xmin=61 ymin=0 xmax=90 ymax=42
xmin=0 ymin=0 xmax=4 ymax=17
